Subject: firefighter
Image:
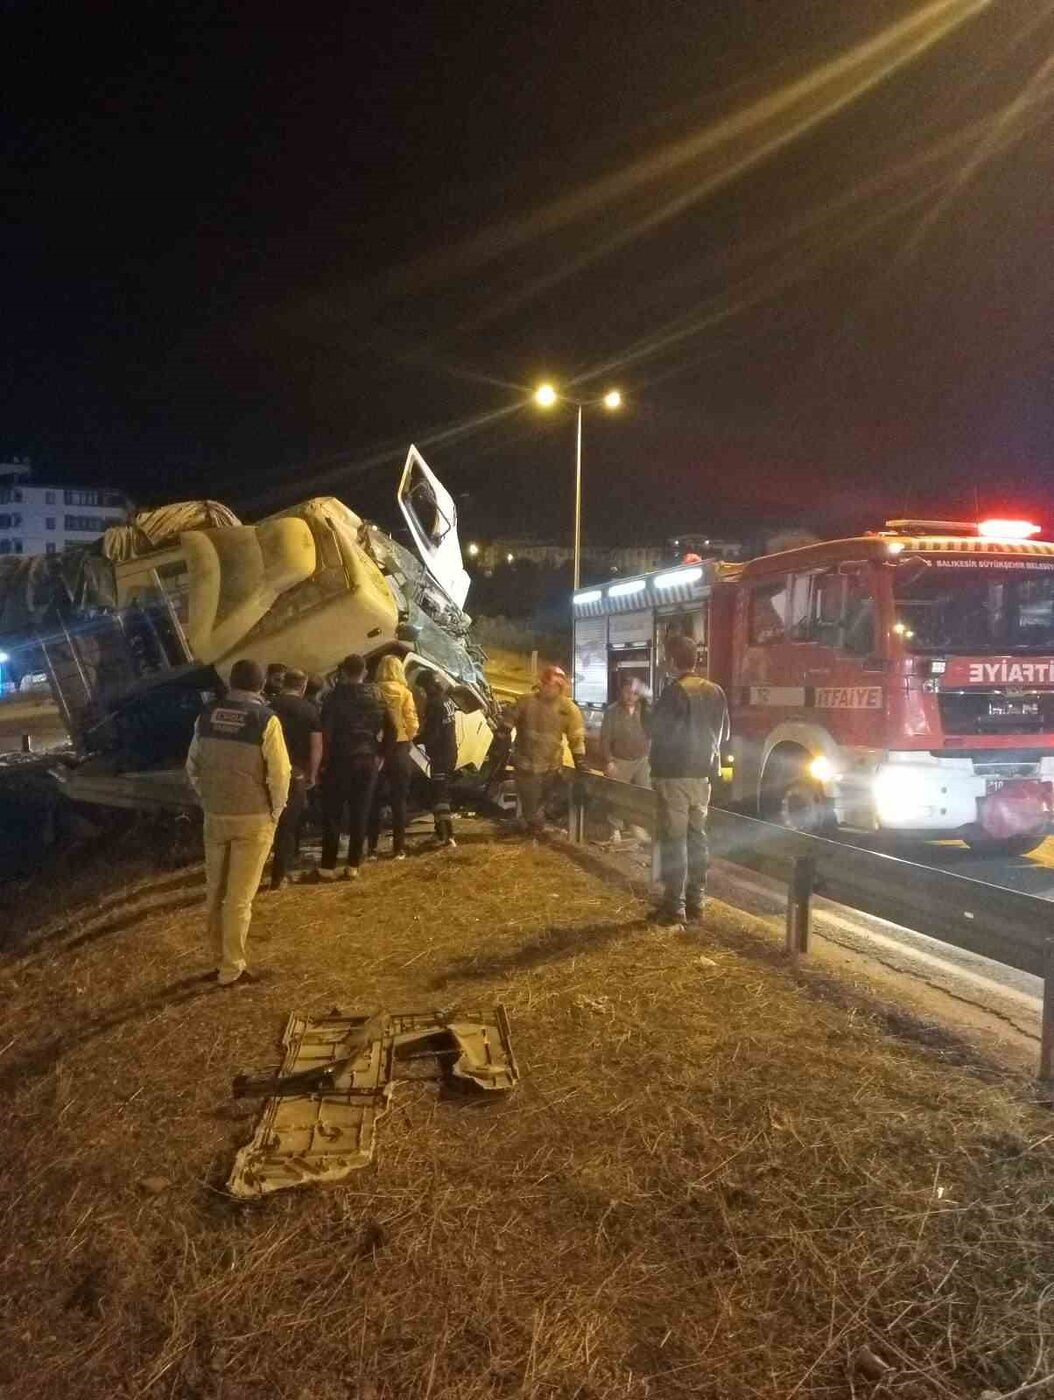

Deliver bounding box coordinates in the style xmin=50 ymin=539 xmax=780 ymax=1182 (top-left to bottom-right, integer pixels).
xmin=317 ymin=654 xmax=389 ymax=880
xmin=648 ymin=634 xmax=729 ymax=927
xmin=185 ymin=658 xmax=291 ymax=985
xmin=367 ymin=653 xmax=419 ymax=860
xmin=512 ymin=665 xmax=586 ymax=834
xmin=418 ymin=670 xmax=458 ymax=848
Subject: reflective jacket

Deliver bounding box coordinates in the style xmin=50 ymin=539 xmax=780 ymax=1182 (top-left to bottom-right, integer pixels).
xmin=185 ymin=690 xmax=291 ymax=819
xmin=648 ymin=674 xmax=729 ymax=780
xmin=512 ymin=691 xmax=585 ymax=774
xmin=420 ymin=694 xmax=459 ymax=775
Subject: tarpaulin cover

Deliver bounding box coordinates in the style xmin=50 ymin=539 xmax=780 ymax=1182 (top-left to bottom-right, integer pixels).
xmin=102 ymin=501 xmax=241 ymax=562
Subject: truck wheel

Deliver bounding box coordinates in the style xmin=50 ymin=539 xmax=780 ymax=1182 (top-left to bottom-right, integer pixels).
xmin=761 ymin=753 xmax=834 ymax=834
xmin=963 ymin=833 xmax=1047 ymax=858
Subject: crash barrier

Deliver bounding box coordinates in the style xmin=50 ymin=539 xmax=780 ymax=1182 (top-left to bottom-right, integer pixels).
xmin=568 ymin=772 xmax=1054 ymax=1082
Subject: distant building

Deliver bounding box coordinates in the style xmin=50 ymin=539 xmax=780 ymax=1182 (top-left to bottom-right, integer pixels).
xmin=0 ymin=459 xmax=131 ymax=558
xmin=668 ymin=533 xmax=743 ymax=562
xmin=468 ymin=537 xmax=667 ymax=576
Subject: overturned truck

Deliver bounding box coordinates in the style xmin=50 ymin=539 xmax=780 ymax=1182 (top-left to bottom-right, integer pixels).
xmin=0 ymin=448 xmax=500 ymax=809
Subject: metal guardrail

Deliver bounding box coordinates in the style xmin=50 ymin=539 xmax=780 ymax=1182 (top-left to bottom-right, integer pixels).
xmin=569 ymin=772 xmax=1054 ymax=1081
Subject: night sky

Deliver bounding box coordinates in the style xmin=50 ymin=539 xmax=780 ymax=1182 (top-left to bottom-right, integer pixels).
xmin=4 ymin=0 xmax=1053 ymax=548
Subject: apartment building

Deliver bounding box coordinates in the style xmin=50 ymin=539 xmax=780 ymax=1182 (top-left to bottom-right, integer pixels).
xmin=0 ymin=459 xmax=131 ymax=557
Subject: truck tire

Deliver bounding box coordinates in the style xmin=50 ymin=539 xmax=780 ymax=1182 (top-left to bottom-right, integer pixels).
xmin=760 ymin=749 xmax=834 ymax=834
xmin=963 ymin=833 xmax=1047 ymax=858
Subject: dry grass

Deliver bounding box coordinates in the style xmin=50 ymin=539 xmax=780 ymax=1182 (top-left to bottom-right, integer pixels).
xmin=2 ymin=821 xmax=1053 ymax=1400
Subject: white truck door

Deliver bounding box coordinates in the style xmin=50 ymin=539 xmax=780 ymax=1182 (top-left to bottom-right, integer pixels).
xmin=397 ymin=445 xmax=471 ymax=610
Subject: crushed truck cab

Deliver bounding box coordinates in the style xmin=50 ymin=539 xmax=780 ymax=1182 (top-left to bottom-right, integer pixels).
xmin=0 ymin=447 xmax=499 ymax=807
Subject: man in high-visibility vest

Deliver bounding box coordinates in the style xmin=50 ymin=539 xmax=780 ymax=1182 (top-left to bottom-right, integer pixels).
xmin=186 ymin=658 xmax=291 ymax=984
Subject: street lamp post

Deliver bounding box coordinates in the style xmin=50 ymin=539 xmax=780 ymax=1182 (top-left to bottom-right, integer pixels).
xmin=534 ymin=384 xmax=622 ymax=590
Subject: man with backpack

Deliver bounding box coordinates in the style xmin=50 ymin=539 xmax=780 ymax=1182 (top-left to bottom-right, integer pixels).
xmin=316 ymin=654 xmax=390 ymax=880
xmin=418 ymin=670 xmax=459 ymax=848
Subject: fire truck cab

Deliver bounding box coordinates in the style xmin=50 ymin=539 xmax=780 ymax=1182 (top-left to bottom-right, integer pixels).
xmin=573 ymin=520 xmax=1054 ymax=855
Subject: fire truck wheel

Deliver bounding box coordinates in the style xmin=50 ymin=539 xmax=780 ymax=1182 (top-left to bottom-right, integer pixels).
xmin=761 ymin=751 xmax=834 ymax=834
xmin=963 ymin=833 xmax=1048 ymax=858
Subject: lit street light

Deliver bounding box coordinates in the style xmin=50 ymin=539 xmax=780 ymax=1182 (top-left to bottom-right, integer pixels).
xmin=533 ymin=383 xmax=623 ymax=589
xmin=467 ymin=542 xmax=480 ymax=558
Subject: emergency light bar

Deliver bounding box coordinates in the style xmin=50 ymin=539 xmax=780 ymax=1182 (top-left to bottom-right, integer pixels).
xmin=977 ymin=519 xmax=1041 ymax=540
xmin=884 ymin=518 xmax=1042 ymax=540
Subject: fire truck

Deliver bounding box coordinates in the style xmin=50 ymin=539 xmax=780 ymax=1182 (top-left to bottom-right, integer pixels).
xmin=573 ymin=519 xmax=1054 ymax=855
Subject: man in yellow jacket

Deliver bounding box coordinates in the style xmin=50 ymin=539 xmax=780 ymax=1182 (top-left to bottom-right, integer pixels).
xmin=186 ymin=658 xmax=291 ymax=984
xmin=512 ymin=665 xmax=586 ymax=834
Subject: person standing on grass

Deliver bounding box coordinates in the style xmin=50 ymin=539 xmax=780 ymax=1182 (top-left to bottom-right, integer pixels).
xmin=512 ymin=665 xmax=586 ymax=835
xmin=317 ymin=654 xmax=389 ymax=881
xmin=367 ymin=653 xmax=420 ymax=860
xmin=600 ymin=675 xmax=650 ymax=842
xmin=268 ymin=667 xmax=322 ymax=888
xmin=648 ymin=634 xmax=729 ymax=928
xmin=418 ymin=670 xmax=459 ymax=848
xmin=186 ymin=657 xmax=291 ymax=985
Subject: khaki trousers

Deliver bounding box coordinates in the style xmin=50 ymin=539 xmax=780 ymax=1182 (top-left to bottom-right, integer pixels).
xmin=653 ymin=777 xmax=711 ymax=915
xmin=203 ymin=812 xmax=276 ymax=980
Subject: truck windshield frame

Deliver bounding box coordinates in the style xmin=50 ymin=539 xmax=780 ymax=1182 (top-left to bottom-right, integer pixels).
xmin=893 ymin=558 xmax=1054 ymax=655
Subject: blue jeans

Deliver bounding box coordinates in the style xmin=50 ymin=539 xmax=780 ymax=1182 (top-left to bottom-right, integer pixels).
xmin=654 ymin=777 xmax=711 ymax=914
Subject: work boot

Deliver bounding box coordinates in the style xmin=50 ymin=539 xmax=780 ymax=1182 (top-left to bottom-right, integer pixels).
xmin=344 ymin=866 xmax=361 ymax=881
xmin=652 ymin=905 xmax=687 ymax=929
xmin=316 ymin=866 xmax=339 ymax=882
xmin=685 ymin=901 xmax=707 ymax=924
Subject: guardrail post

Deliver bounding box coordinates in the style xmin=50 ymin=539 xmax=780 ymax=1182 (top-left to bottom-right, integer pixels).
xmin=568 ymin=781 xmax=585 ymax=845
xmin=785 ymin=857 xmax=815 ymax=964
xmin=1040 ymin=939 xmax=1054 ymax=1083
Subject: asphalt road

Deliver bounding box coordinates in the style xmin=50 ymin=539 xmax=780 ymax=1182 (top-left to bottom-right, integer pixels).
xmin=905 ymin=833 xmax=1054 ymax=900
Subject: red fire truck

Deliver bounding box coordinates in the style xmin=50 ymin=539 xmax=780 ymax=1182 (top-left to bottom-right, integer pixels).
xmin=572 ymin=519 xmax=1054 ymax=855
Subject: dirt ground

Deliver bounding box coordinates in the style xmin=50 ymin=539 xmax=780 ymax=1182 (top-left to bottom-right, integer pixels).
xmin=3 ymin=821 xmax=1053 ymax=1400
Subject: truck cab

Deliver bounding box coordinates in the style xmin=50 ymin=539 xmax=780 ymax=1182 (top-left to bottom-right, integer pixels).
xmin=728 ymin=519 xmax=1054 ymax=854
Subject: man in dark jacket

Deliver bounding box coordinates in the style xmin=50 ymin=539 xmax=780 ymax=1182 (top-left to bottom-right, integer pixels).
xmin=317 ymin=654 xmax=390 ymax=880
xmin=649 ymin=634 xmax=730 ymax=926
xmin=268 ymin=668 xmax=322 ymax=888
xmin=418 ymin=670 xmax=459 ymax=848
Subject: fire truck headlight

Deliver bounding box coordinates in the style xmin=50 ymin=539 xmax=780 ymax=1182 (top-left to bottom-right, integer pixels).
xmin=872 ymin=766 xmax=932 ymax=824
xmin=808 ymin=755 xmax=836 ymax=785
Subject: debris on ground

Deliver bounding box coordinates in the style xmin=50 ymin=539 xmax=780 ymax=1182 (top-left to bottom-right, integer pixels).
xmin=228 ymin=1005 xmax=518 ymax=1197
xmin=3 ymin=819 xmax=1054 ymax=1399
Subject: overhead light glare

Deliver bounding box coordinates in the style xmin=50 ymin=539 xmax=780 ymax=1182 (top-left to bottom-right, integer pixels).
xmin=654 ymin=566 xmax=703 ymax=589
xmin=534 ymin=383 xmax=558 ymax=408
xmin=574 ymin=589 xmax=602 ymax=605
xmin=607 ymin=579 xmax=646 ymax=598
xmin=602 ymin=389 xmax=622 ymax=410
